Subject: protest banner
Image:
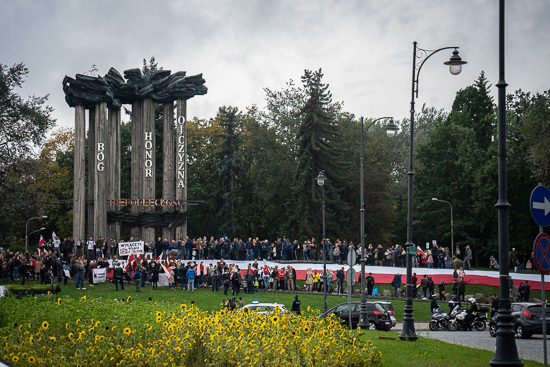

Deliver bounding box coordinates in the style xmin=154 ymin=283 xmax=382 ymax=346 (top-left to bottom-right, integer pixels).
xmin=93 ymin=268 xmax=106 ymax=284
xmin=118 ymin=241 xmax=145 ymax=256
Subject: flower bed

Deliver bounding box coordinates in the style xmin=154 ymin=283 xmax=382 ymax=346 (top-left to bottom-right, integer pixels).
xmin=0 ymin=296 xmax=381 ymax=366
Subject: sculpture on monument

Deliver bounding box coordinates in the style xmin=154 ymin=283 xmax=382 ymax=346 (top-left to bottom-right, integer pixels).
xmin=63 ymin=66 xmax=207 ymax=244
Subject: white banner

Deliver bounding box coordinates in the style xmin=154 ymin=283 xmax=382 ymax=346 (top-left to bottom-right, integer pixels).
xmin=118 ymin=241 xmax=144 ymax=256
xmin=93 ymin=268 xmax=106 ymax=284
xmin=158 ymin=273 xmax=170 ymax=287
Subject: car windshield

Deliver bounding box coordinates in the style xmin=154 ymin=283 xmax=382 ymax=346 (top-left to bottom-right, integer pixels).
xmin=527 ymin=305 xmax=550 ymax=315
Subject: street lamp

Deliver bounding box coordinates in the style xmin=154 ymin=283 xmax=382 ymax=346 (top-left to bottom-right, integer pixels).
xmin=316 ymin=170 xmax=327 ymax=313
xmin=431 ymin=198 xmax=454 ymax=259
xmin=400 ymin=41 xmax=466 ymax=342
xmin=357 ymin=116 xmax=395 ymax=328
xmin=490 ymin=0 xmax=523 ymax=365
xmin=25 ymin=215 xmax=48 ymax=252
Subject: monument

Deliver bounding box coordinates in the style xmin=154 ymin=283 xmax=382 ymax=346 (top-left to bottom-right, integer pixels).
xmin=63 ymin=67 xmax=207 ymax=244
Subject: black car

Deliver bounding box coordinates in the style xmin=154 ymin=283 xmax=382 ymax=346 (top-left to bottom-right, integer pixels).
xmin=489 ymin=302 xmax=550 ymax=338
xmin=319 ymin=301 xmax=392 ymax=330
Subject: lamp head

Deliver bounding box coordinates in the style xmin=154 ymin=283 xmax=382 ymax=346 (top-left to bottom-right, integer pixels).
xmin=41 ymin=215 xmax=48 ymax=218
xmin=444 ymin=49 xmax=467 ymax=75
xmin=385 ymin=118 xmax=398 ymax=137
xmin=316 ymin=171 xmax=326 ymax=186
xmin=39 ymin=227 xmax=46 ymax=230
xmin=431 ymin=197 xmax=438 ymax=201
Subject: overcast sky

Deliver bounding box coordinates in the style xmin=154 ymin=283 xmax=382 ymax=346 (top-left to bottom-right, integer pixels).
xmin=1 ymin=0 xmax=549 ymax=131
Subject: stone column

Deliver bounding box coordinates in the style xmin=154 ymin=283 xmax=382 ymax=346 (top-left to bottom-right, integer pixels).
xmin=162 ymin=102 xmax=175 ymax=240
xmin=142 ymin=98 xmax=155 ymax=244
xmin=107 ymin=108 xmax=121 ymax=241
xmin=93 ymin=102 xmax=108 ymax=240
xmin=130 ymin=101 xmax=142 ymax=239
xmin=87 ymin=108 xmax=95 ymax=239
xmin=73 ymin=105 xmax=86 ymax=243
xmin=175 ymin=99 xmax=187 ymax=240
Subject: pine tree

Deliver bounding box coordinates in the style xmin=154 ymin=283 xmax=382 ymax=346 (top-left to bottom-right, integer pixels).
xmin=288 ymin=69 xmax=349 ymax=239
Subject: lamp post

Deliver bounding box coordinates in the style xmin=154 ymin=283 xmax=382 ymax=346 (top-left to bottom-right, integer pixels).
xmin=357 ymin=116 xmax=397 ymax=328
xmin=490 ymin=0 xmax=523 ymax=365
xmin=25 ymin=215 xmax=48 ymax=252
xmin=431 ymin=198 xmax=454 ymax=259
xmin=316 ymin=171 xmax=327 ymax=313
xmin=400 ymin=41 xmax=466 ymax=342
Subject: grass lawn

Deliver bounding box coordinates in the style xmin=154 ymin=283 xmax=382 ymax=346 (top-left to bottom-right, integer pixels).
xmin=0 ymin=281 xmax=544 ymax=366
xmin=363 ymin=330 xmax=542 ymax=367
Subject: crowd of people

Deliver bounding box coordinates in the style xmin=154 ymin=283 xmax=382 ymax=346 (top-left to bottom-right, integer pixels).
xmin=26 ymin=234 xmax=495 ymax=271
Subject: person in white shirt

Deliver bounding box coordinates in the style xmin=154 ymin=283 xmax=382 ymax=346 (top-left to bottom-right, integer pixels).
xmin=87 ymin=237 xmax=95 ymax=259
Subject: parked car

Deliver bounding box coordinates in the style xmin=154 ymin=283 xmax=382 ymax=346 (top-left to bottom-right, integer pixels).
xmin=319 ymin=301 xmax=392 ymax=330
xmin=374 ymin=301 xmax=397 ymax=327
xmin=241 ymin=302 xmax=288 ymax=315
xmin=489 ymin=302 xmax=550 ymax=338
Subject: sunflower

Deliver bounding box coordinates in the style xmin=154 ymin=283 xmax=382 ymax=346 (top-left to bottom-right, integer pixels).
xmin=146 ymin=324 xmax=152 ymax=331
xmin=57 ymin=298 xmax=61 ymax=306
xmin=303 ymin=326 xmax=310 ymax=334
xmin=271 ymin=315 xmax=279 ymax=324
xmin=49 ymin=336 xmax=56 ymax=342
xmin=156 ymin=316 xmax=162 ymax=323
xmin=126 ymin=296 xmax=131 ymax=303
xmin=156 ymin=311 xmax=162 ymax=318
xmin=356 ymin=326 xmax=361 ymax=333
xmin=80 ymin=295 xmax=86 ymax=301
xmin=41 ymin=321 xmax=49 ymax=330
xmin=123 ymin=327 xmax=131 ymax=336
xmin=12 ymin=356 xmax=19 ymax=363
xmin=28 ymin=356 xmax=36 ymax=363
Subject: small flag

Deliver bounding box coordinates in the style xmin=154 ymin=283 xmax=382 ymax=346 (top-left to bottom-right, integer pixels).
xmin=52 ymin=231 xmax=57 ymax=239
xmin=38 ymin=235 xmax=46 ymax=248
xmin=125 ymin=254 xmax=136 ymax=272
xmin=417 ymin=247 xmax=427 ymax=259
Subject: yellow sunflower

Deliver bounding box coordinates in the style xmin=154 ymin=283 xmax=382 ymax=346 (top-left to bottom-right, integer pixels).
xmin=271 ymin=315 xmax=279 ymax=324
xmin=41 ymin=321 xmax=49 ymax=330
xmin=126 ymin=296 xmax=131 ymax=303
xmin=123 ymin=327 xmax=131 ymax=336
xmin=12 ymin=356 xmax=19 ymax=363
xmin=28 ymin=356 xmax=36 ymax=363
xmin=80 ymin=295 xmax=86 ymax=301
xmin=57 ymin=298 xmax=61 ymax=306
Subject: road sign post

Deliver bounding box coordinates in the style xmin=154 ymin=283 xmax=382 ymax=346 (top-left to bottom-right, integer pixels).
xmin=533 ymin=232 xmax=550 ymax=367
xmin=530 ymin=185 xmax=550 ymax=228
xmin=346 ymin=267 xmax=356 ymax=330
xmin=531 ymin=183 xmax=550 ymax=367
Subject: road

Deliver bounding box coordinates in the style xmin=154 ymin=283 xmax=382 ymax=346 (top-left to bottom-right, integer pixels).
xmin=417 ymin=329 xmax=547 ymax=364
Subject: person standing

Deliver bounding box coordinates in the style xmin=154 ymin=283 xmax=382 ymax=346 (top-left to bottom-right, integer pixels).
xmin=463 ymin=245 xmax=472 ymax=270
xmin=391 ymin=273 xmax=402 ymax=297
xmin=86 ymin=237 xmax=95 ymax=260
xmin=458 ymin=278 xmax=466 ymax=302
xmin=366 ymin=272 xmax=375 ymax=296
xmin=336 ymin=267 xmax=345 ymax=294
xmin=133 ymin=266 xmax=142 ymax=292
xmin=74 ymin=261 xmax=84 ymax=289
xmin=186 ymin=266 xmax=196 ymax=292
xmin=113 ymin=262 xmax=124 ymax=291
xmin=412 ymin=273 xmax=418 ymax=299
xmin=421 ymin=275 xmax=428 ymax=299
xmin=291 ymin=295 xmax=301 ymax=315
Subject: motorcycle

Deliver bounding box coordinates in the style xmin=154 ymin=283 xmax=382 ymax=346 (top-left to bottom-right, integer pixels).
xmin=429 ymin=308 xmax=451 ymax=331
xmin=448 ymin=303 xmax=487 ymax=331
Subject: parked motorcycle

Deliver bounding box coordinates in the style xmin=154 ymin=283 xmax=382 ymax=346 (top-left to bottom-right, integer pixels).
xmin=429 ymin=308 xmax=451 ymax=331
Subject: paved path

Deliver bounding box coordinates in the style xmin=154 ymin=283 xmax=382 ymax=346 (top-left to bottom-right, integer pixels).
xmin=417 ymin=329 xmax=547 ymax=364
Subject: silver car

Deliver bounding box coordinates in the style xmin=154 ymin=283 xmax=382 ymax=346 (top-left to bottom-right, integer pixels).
xmin=241 ymin=302 xmax=288 ymax=314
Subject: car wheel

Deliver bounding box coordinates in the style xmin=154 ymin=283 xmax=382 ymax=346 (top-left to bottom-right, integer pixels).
xmin=429 ymin=320 xmax=440 ymax=331
xmin=368 ymin=321 xmax=376 ymax=330
xmin=474 ymin=320 xmax=486 ymax=331
xmin=515 ymin=325 xmax=524 ymax=338
xmin=489 ymin=323 xmax=496 ymax=337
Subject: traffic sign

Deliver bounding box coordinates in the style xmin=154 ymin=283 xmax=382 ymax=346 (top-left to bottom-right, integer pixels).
xmin=408 ymin=245 xmax=417 ymax=255
xmin=530 ymin=185 xmax=550 ymax=227
xmin=347 ymin=249 xmax=357 ymax=267
xmin=346 ymin=268 xmax=357 ymax=286
xmin=533 ymin=233 xmax=550 ymax=275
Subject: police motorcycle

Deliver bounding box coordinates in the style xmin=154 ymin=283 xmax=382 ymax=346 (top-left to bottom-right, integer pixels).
xmin=448 ymin=298 xmax=487 ymax=331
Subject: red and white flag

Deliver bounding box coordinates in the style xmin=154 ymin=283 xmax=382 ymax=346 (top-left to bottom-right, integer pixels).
xmin=156 ymin=253 xmax=172 ymax=282
xmin=125 ymin=254 xmax=136 ymax=272
xmin=38 ymin=235 xmax=46 ymax=248
xmin=417 ymin=247 xmax=427 ymax=259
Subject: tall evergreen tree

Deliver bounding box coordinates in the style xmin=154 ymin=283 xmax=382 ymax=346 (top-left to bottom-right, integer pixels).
xmin=288 ymin=69 xmax=349 ymax=239
xmin=213 ymin=106 xmax=244 ymax=236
